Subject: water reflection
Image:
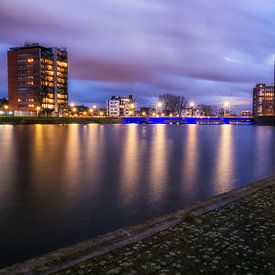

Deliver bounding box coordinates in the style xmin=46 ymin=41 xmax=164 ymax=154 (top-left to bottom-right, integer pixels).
xmin=182 ymin=125 xmax=199 ymax=196
xmin=0 ymin=124 xmax=274 ymax=268
xmin=120 ymin=124 xmax=140 ymax=203
xmin=214 ymin=125 xmax=235 ymax=193
xmin=149 ymin=125 xmax=168 ymax=202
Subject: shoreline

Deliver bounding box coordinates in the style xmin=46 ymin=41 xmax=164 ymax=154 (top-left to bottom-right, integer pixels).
xmin=0 ymin=116 xmax=121 ymax=125
xmin=1 ymin=176 xmax=274 ymax=274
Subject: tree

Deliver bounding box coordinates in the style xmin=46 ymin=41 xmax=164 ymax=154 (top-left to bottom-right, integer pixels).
xmin=158 ymin=93 xmax=187 ymax=115
xmin=197 ymin=104 xmax=216 ymax=116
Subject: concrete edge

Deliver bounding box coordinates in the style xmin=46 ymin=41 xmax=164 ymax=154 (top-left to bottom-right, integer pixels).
xmin=1 ymin=176 xmax=274 ymax=274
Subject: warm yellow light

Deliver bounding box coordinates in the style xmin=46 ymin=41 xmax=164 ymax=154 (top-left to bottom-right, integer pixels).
xmin=36 ymin=106 xmax=41 ymax=111
xmin=99 ymin=111 xmax=104 ymax=116
xmin=152 ymin=112 xmax=156 ymax=116
xmin=89 ymin=108 xmax=93 ymax=113
xmin=70 ymin=103 xmax=75 ymax=107
xmin=130 ymin=103 xmax=135 ymax=109
xmin=72 ymin=107 xmax=77 ymax=112
xmin=142 ymin=112 xmax=146 ymax=116
xmin=161 ymin=113 xmax=165 ymax=116
xmin=169 ymin=113 xmax=172 ymax=117
xmin=83 ymin=111 xmax=87 ymax=115
xmin=27 ymin=58 xmax=34 ymax=63
xmin=4 ymin=105 xmax=8 ymax=110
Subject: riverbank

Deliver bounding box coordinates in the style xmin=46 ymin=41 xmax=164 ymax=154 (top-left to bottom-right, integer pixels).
xmin=0 ymin=116 xmax=121 ymax=124
xmin=1 ymin=176 xmax=274 ymax=274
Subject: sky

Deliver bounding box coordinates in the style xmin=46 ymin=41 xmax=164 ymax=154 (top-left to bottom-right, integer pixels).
xmin=0 ymin=0 xmax=275 ymax=111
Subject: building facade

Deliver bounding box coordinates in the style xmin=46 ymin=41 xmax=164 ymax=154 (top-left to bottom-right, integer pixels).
xmin=8 ymin=43 xmax=68 ymax=116
xmin=253 ymin=84 xmax=275 ymax=116
xmin=106 ymin=95 xmax=135 ymax=117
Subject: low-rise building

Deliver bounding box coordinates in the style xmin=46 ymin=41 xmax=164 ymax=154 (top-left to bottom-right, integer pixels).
xmin=106 ymin=95 xmax=135 ymax=117
xmin=253 ymin=84 xmax=274 ymax=116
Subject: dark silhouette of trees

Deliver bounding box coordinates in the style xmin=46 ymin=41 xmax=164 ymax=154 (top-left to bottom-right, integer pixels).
xmin=158 ymin=93 xmax=187 ymax=115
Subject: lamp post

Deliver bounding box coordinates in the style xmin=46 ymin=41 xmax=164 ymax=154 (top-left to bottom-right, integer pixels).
xmin=93 ymin=105 xmax=97 ymax=116
xmin=156 ymin=101 xmax=162 ymax=114
xmin=36 ymin=106 xmax=41 ymax=117
xmin=129 ymin=103 xmax=135 ymax=116
xmin=224 ymin=102 xmax=229 ymax=117
xmin=190 ymin=102 xmax=195 ymax=117
xmin=4 ymin=105 xmax=9 ymax=115
xmin=89 ymin=108 xmax=93 ymax=117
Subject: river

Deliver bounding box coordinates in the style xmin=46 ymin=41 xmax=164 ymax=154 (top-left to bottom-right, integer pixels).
xmin=0 ymin=124 xmax=274 ymax=268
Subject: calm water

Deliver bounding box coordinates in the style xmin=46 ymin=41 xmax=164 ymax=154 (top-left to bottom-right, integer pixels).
xmin=0 ymin=124 xmax=274 ymax=267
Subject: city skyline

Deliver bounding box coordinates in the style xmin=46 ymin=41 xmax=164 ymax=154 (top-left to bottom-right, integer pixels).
xmin=1 ymin=1 xmax=275 ymax=110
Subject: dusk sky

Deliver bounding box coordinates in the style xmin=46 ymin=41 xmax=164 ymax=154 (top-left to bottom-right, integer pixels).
xmin=0 ymin=0 xmax=275 ymax=110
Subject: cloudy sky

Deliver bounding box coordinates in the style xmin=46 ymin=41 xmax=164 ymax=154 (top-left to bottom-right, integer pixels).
xmin=0 ymin=0 xmax=275 ymax=110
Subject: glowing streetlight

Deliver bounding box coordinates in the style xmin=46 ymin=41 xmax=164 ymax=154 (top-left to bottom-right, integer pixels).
xmin=141 ymin=111 xmax=146 ymax=116
xmin=156 ymin=101 xmax=163 ymax=114
xmin=157 ymin=102 xmax=163 ymax=108
xmin=70 ymin=102 xmax=75 ymax=107
xmin=92 ymin=105 xmax=98 ymax=116
xmin=36 ymin=106 xmax=41 ymax=117
xmin=224 ymin=101 xmax=230 ymax=116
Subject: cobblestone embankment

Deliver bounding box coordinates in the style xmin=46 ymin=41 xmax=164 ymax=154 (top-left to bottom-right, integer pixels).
xmin=1 ymin=177 xmax=274 ymax=274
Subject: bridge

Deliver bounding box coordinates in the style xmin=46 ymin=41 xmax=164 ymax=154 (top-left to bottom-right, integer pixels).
xmin=122 ymin=116 xmax=254 ymax=125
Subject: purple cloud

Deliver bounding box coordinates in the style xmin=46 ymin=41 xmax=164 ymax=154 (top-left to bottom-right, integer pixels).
xmin=0 ymin=0 xmax=275 ymax=110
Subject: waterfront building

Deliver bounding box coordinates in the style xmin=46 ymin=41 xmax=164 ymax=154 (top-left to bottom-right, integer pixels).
xmin=241 ymin=110 xmax=252 ymax=116
xmin=253 ymin=84 xmax=274 ymax=116
xmin=8 ymin=43 xmax=68 ymax=116
xmin=106 ymin=95 xmax=135 ymax=117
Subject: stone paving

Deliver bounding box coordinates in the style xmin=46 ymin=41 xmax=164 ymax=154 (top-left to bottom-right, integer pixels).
xmin=53 ymin=184 xmax=275 ymax=274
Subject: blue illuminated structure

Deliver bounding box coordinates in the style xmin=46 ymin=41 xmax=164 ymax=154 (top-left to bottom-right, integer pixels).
xmin=122 ymin=117 xmax=254 ymax=125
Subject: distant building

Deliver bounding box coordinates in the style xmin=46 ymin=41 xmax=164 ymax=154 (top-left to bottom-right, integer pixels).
xmin=8 ymin=43 xmax=68 ymax=116
xmin=253 ymin=84 xmax=274 ymax=116
xmin=241 ymin=110 xmax=252 ymax=116
xmin=106 ymin=95 xmax=135 ymax=117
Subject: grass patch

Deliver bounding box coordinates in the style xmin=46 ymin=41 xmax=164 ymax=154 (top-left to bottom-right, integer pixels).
xmin=0 ymin=116 xmax=121 ymax=125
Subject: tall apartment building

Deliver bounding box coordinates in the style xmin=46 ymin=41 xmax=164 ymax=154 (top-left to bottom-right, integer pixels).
xmin=8 ymin=43 xmax=68 ymax=116
xmin=106 ymin=95 xmax=135 ymax=117
xmin=253 ymin=84 xmax=274 ymax=116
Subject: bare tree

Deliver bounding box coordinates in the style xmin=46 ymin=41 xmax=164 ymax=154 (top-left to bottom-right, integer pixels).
xmin=158 ymin=93 xmax=187 ymax=115
xmin=197 ymin=104 xmax=216 ymax=116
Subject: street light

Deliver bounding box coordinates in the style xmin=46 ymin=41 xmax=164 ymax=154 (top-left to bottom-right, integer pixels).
xmin=36 ymin=106 xmax=41 ymax=117
xmin=156 ymin=101 xmax=163 ymax=114
xmin=4 ymin=105 xmax=9 ymax=115
xmin=190 ymin=102 xmax=195 ymax=117
xmin=93 ymin=105 xmax=97 ymax=116
xmin=224 ymin=101 xmax=230 ymax=116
